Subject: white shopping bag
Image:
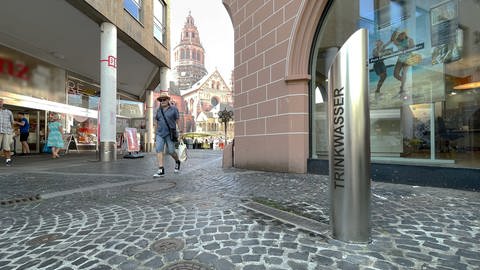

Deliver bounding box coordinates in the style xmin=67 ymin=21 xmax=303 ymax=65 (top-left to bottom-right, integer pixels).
xmin=176 ymin=141 xmax=188 ymax=162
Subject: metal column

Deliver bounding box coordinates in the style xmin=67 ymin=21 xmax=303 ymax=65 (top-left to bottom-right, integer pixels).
xmin=328 ymin=29 xmax=371 ymax=243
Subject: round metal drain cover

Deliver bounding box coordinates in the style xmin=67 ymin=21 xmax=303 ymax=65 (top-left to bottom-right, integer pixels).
xmin=162 ymin=261 xmax=211 ymax=270
xmin=131 ymin=182 xmax=176 ymax=192
xmin=151 ymin=238 xmax=184 ymax=254
xmin=26 ymin=233 xmax=63 ymax=246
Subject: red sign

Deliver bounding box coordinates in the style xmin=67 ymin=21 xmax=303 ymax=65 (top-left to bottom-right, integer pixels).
xmin=124 ymin=128 xmax=139 ymax=152
xmin=100 ymin=55 xmax=117 ymax=68
xmin=0 ymin=57 xmax=29 ymax=80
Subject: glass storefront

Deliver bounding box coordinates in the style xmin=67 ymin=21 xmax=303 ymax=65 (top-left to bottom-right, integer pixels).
xmin=2 ymin=45 xmax=146 ymax=153
xmin=311 ymin=0 xmax=480 ymax=169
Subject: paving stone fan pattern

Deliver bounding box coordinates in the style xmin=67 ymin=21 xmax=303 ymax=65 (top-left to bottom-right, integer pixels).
xmin=0 ymin=151 xmax=479 ymax=270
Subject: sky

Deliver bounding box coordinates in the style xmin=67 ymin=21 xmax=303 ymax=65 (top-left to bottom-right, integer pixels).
xmin=170 ymin=0 xmax=234 ymax=83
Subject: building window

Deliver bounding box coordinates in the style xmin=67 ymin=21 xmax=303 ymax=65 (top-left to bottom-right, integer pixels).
xmin=311 ymin=0 xmax=480 ymax=169
xmin=154 ymin=0 xmax=166 ymax=43
xmin=124 ymin=0 xmax=143 ymax=22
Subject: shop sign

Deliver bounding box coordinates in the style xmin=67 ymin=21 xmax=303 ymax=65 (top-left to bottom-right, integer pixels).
xmin=100 ymin=55 xmax=117 ymax=68
xmin=124 ymin=127 xmax=140 ymax=152
xmin=0 ymin=44 xmax=66 ymax=103
xmin=0 ymin=56 xmax=29 ymax=80
xmin=66 ymin=76 xmax=100 ymax=96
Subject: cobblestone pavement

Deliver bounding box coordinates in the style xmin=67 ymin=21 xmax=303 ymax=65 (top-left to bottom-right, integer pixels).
xmin=0 ymin=151 xmax=479 ymax=270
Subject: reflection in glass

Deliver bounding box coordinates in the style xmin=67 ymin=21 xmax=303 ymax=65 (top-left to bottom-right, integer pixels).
xmin=311 ymin=0 xmax=480 ymax=168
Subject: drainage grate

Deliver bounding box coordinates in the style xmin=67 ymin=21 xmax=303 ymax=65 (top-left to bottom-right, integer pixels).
xmin=130 ymin=182 xmax=176 ymax=192
xmin=161 ymin=261 xmax=211 ymax=270
xmin=241 ymin=201 xmax=329 ymax=236
xmin=0 ymin=194 xmax=41 ymax=206
xmin=26 ymin=233 xmax=64 ymax=246
xmin=151 ymin=238 xmax=184 ymax=254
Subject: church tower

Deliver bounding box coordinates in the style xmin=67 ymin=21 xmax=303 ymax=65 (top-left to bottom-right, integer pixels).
xmin=172 ymin=12 xmax=208 ymax=90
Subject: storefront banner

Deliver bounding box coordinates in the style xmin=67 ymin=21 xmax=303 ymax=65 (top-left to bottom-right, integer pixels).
xmin=0 ymin=44 xmax=66 ymax=103
xmin=367 ymin=2 xmax=446 ymax=109
xmin=124 ymin=127 xmax=139 ymax=152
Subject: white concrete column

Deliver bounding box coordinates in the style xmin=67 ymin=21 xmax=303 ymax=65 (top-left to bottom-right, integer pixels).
xmin=145 ymin=90 xmax=155 ymax=152
xmin=99 ymin=22 xmax=117 ymax=161
xmin=159 ymin=67 xmax=169 ymax=90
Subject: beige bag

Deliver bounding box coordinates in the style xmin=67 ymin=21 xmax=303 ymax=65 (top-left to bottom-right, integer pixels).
xmin=176 ymin=141 xmax=187 ymax=162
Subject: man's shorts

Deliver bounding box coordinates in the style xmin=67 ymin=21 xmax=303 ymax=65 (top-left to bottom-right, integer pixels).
xmin=0 ymin=133 xmax=13 ymax=151
xmin=20 ymin=132 xmax=29 ymax=142
xmin=155 ymin=134 xmax=175 ymax=154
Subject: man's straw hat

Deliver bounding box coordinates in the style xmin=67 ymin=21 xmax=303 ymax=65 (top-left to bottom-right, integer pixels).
xmin=156 ymin=92 xmax=171 ymax=101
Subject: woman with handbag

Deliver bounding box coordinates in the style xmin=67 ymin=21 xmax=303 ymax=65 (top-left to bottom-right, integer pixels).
xmin=153 ymin=92 xmax=181 ymax=177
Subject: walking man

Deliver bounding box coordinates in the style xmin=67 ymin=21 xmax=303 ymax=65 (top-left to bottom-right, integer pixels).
xmin=15 ymin=112 xmax=30 ymax=155
xmin=0 ymin=98 xmax=14 ymax=166
xmin=153 ymin=92 xmax=181 ymax=177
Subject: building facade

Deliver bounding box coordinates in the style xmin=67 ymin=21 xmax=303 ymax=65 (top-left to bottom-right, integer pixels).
xmin=180 ymin=70 xmax=234 ymax=137
xmin=168 ymin=13 xmax=234 ymax=139
xmin=0 ymin=0 xmax=169 ymax=155
xmin=223 ymin=0 xmax=480 ymax=189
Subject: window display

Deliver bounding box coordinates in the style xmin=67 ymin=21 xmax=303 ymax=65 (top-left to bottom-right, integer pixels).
xmin=311 ymin=0 xmax=480 ymax=168
xmin=70 ymin=116 xmax=97 ymax=146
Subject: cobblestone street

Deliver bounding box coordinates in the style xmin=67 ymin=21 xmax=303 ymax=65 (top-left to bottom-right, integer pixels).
xmin=0 ymin=150 xmax=479 ymax=270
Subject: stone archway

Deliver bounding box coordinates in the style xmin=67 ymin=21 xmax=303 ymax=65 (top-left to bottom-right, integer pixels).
xmin=286 ymin=0 xmax=329 ymax=82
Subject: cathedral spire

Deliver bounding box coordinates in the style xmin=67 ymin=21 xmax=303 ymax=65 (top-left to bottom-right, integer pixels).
xmin=172 ymin=12 xmax=208 ymax=90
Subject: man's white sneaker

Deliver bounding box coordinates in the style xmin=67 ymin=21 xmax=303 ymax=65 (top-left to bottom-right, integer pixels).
xmin=153 ymin=168 xmax=165 ymax=177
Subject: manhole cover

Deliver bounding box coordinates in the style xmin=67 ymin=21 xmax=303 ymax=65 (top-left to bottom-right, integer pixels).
xmin=26 ymin=233 xmax=63 ymax=246
xmin=151 ymin=238 xmax=184 ymax=254
xmin=162 ymin=261 xmax=211 ymax=270
xmin=131 ymin=182 xmax=176 ymax=192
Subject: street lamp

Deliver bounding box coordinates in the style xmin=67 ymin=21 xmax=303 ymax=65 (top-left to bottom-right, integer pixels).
xmin=218 ymin=107 xmax=233 ymax=143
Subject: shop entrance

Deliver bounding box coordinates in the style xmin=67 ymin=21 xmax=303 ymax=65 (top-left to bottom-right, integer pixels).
xmin=4 ymin=104 xmax=47 ymax=154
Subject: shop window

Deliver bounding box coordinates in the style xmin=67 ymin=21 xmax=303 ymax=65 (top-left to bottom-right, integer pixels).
xmin=118 ymin=100 xmax=144 ymax=118
xmin=154 ymin=0 xmax=166 ymax=43
xmin=124 ymin=0 xmax=143 ymax=22
xmin=310 ymin=0 xmax=480 ymax=169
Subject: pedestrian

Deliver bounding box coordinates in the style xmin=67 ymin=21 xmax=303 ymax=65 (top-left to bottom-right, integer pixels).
xmin=15 ymin=112 xmax=30 ymax=156
xmin=153 ymin=92 xmax=181 ymax=177
xmin=47 ymin=114 xmax=64 ymax=158
xmin=0 ymin=98 xmax=14 ymax=166
xmin=391 ymin=30 xmax=415 ymax=95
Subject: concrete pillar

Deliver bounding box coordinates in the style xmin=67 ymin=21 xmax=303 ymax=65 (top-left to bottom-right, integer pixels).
xmin=159 ymin=67 xmax=169 ymax=91
xmin=99 ymin=22 xmax=117 ymax=161
xmin=145 ymin=90 xmax=155 ymax=152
